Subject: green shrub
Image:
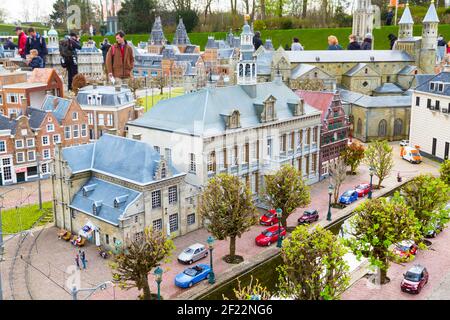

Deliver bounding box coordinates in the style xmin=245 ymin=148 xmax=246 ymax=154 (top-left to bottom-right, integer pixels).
xmin=253 ymin=20 xmax=266 ymax=31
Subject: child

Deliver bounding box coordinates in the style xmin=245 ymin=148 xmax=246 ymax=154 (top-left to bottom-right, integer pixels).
xmin=27 ymin=49 xmax=44 ymax=69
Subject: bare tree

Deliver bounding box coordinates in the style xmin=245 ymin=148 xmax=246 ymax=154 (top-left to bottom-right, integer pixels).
xmin=329 ymin=157 xmax=347 ymax=204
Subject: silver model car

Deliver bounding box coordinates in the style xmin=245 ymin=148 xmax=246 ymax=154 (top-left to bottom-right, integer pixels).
xmin=177 ymin=243 xmax=208 ymax=264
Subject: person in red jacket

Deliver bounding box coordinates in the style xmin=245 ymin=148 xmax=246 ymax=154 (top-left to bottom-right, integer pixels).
xmin=15 ymin=26 xmax=27 ymax=58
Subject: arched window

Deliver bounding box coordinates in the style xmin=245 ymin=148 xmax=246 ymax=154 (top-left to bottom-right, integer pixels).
xmin=394 ymin=118 xmax=403 ymax=136
xmin=239 ymin=64 xmax=243 ymax=77
xmin=356 ymin=118 xmax=362 ymax=135
xmin=252 ymin=63 xmax=256 ymax=77
xmin=378 ymin=119 xmax=387 ymax=137
xmin=245 ymin=64 xmax=251 ymax=77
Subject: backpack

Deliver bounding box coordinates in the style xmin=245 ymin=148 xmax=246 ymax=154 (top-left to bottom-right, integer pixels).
xmin=29 ymin=35 xmax=48 ymax=55
xmin=59 ymin=39 xmax=73 ymax=58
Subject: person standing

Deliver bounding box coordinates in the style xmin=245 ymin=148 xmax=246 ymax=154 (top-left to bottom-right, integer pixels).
xmin=388 ymin=33 xmax=398 ymax=50
xmin=105 ymin=31 xmax=134 ymax=83
xmin=327 ymin=35 xmax=343 ymax=50
xmin=25 ymin=27 xmax=48 ymax=66
xmin=361 ymin=33 xmax=373 ymax=50
xmin=75 ymin=254 xmax=80 ymax=270
xmin=80 ymin=250 xmax=87 ymax=270
xmin=15 ymin=26 xmax=27 ymax=58
xmin=437 ymin=35 xmax=446 ymax=63
xmin=386 ymin=8 xmax=394 ymax=26
xmin=252 ymin=31 xmax=263 ymax=50
xmin=347 ymin=34 xmax=361 ymax=50
xmin=60 ymin=32 xmax=82 ymax=91
xmin=100 ymin=38 xmax=111 ymax=64
xmin=4 ymin=37 xmax=17 ymax=50
xmin=291 ymin=37 xmax=304 ymax=51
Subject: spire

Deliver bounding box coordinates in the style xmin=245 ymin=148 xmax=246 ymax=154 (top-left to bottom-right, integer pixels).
xmin=173 ymin=17 xmax=191 ymax=45
xmin=149 ymin=16 xmax=167 ymax=45
xmin=399 ymin=2 xmax=414 ymax=25
xmin=423 ymin=0 xmax=439 ymax=23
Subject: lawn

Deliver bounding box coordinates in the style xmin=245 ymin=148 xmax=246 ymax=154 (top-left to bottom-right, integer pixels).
xmin=138 ymin=87 xmax=184 ymax=111
xmin=1 ymin=201 xmax=52 ymax=234
xmin=0 ymin=23 xmax=63 ymax=36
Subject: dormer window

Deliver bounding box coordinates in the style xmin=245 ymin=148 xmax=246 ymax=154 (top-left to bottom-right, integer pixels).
xmin=226 ymin=110 xmax=241 ymax=129
xmin=161 ymin=163 xmax=166 ymax=179
xmin=430 ymin=82 xmax=435 ymax=91
xmin=82 ymin=183 xmax=97 ymax=196
xmin=294 ymin=99 xmax=305 ymax=116
xmin=114 ymin=195 xmax=128 ymax=208
xmin=96 ymin=95 xmax=102 ymax=105
xmin=87 ymin=95 xmax=93 ymax=105
xmin=261 ymin=96 xmax=277 ymax=122
xmin=438 ymin=83 xmax=444 ymax=92
xmin=93 ymin=201 xmax=102 ymax=215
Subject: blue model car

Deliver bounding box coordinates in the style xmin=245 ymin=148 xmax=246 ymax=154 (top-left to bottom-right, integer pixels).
xmin=174 ymin=264 xmax=211 ymax=288
xmin=339 ymin=190 xmax=359 ymax=205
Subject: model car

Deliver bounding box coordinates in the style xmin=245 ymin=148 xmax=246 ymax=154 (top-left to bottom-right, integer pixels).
xmin=355 ymin=183 xmax=371 ymax=197
xmin=400 ymin=140 xmax=409 ymax=147
xmin=393 ymin=240 xmax=418 ymax=258
xmin=177 ymin=243 xmax=208 ymax=264
xmin=259 ymin=209 xmax=279 ymax=226
xmin=174 ymin=264 xmax=211 ymax=288
xmin=255 ymin=226 xmax=286 ymax=246
xmin=339 ymin=190 xmax=359 ymax=205
xmin=401 ymin=265 xmax=428 ymax=294
xmin=298 ymin=209 xmax=319 ymax=224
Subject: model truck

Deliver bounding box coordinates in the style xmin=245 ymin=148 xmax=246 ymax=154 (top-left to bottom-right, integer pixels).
xmin=400 ymin=146 xmax=422 ymax=164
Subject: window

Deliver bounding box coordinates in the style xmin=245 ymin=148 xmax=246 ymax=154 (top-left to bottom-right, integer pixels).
xmin=88 ymin=113 xmax=93 ymax=125
xmin=64 ymin=126 xmax=71 ymax=139
xmin=153 ymin=219 xmax=162 ymax=231
xmin=43 ymin=149 xmax=51 ymax=159
xmin=189 ymin=153 xmax=196 ymax=173
xmin=267 ymin=138 xmax=272 ymax=157
xmin=415 ymin=96 xmax=420 ymax=106
xmin=356 ymin=118 xmax=362 ymax=135
xmin=394 ymin=118 xmax=403 ymax=136
xmin=107 ymin=114 xmax=113 ymax=126
xmin=151 ymin=190 xmax=161 ymax=208
xmin=7 ymin=93 xmax=18 ymax=104
xmin=312 ymin=127 xmax=318 ymax=143
xmin=232 ymin=146 xmax=238 ymax=165
xmin=164 ymin=148 xmax=171 ymax=163
xmin=0 ymin=94 xmax=2 ymax=104
xmin=98 ymin=114 xmax=105 ymax=126
xmin=72 ymin=112 xmax=78 ymax=120
xmin=436 ymin=100 xmax=440 ymax=111
xmin=41 ymin=163 xmax=48 ymax=174
xmin=187 ymin=214 xmax=195 ymax=225
xmin=430 ymin=82 xmax=435 ymax=90
xmin=378 ymin=119 xmax=387 ymax=137
xmin=16 ymin=152 xmax=25 ymax=163
xmin=0 ymin=140 xmax=5 ymax=153
xmin=81 ymin=124 xmax=87 ymax=137
xmin=438 ymin=83 xmax=444 ymax=92
xmin=28 ymin=150 xmax=36 ymax=161
xmin=427 ymin=99 xmax=432 ymax=108
xmin=26 ymin=138 xmax=35 ymax=147
xmin=3 ymin=165 xmax=12 ymax=181
xmin=160 ymin=163 xmax=166 ymax=178
xmin=73 ymin=125 xmax=79 ymax=138
xmin=207 ymin=151 xmax=216 ymax=172
xmin=42 ymin=136 xmax=49 ymax=146
xmin=169 ymin=213 xmax=178 ymax=232
xmin=168 ymin=186 xmax=177 ymax=204
xmin=53 ymin=134 xmax=61 ymax=144
xmin=105 ymin=234 xmax=109 ymax=244
xmin=154 ymin=146 xmax=160 ymax=154
xmin=15 ymin=140 xmax=24 ymax=148
xmin=362 ymin=81 xmax=368 ymax=87
xmin=47 ymin=124 xmax=55 ymax=132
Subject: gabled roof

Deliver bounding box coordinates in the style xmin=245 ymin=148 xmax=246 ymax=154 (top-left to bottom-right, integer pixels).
xmin=41 ymin=95 xmax=72 ymax=123
xmin=423 ymin=3 xmax=439 ymax=23
xmin=414 ymin=71 xmax=450 ymax=96
xmin=0 ymin=115 xmax=17 ymax=134
xmin=344 ymin=63 xmax=379 ymax=76
xmin=295 ymin=90 xmax=336 ymax=121
xmin=397 ymin=65 xmax=418 ymax=75
xmin=291 ymin=64 xmax=317 ymax=79
xmin=285 ymin=50 xmax=414 ymax=63
xmin=76 ymin=85 xmax=134 ymax=107
xmin=62 ymin=134 xmax=182 ymax=185
xmin=26 ymin=107 xmax=48 ymax=129
xmin=373 ymin=83 xmax=404 ymax=94
xmin=28 ymin=68 xmax=58 ymax=84
xmin=70 ymin=177 xmax=142 ymax=226
xmin=339 ymin=89 xmax=411 ymax=108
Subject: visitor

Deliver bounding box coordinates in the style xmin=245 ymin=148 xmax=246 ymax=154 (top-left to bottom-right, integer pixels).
xmin=291 ymin=37 xmax=304 ymax=51
xmin=386 ymin=8 xmax=394 ymax=26
xmin=15 ymin=26 xmax=27 ymax=58
xmin=447 ymin=41 xmax=450 ymax=56
xmin=437 ymin=35 xmax=446 ymax=63
xmin=361 ymin=33 xmax=373 ymax=50
xmin=25 ymin=27 xmax=48 ymax=66
xmin=347 ymin=34 xmax=361 ymax=50
xmin=4 ymin=37 xmax=17 ymax=50
xmin=80 ymin=250 xmax=87 ymax=270
xmin=327 ymin=36 xmax=343 ymax=50
xmin=60 ymin=32 xmax=82 ymax=91
xmin=100 ymin=38 xmax=111 ymax=64
xmin=105 ymin=30 xmax=135 ymax=83
xmin=26 ymin=49 xmax=44 ymax=69
xmin=388 ymin=33 xmax=397 ymax=50
xmin=252 ymin=31 xmax=263 ymax=50
xmin=87 ymin=37 xmax=96 ymax=46
xmin=75 ymin=254 xmax=80 ymax=270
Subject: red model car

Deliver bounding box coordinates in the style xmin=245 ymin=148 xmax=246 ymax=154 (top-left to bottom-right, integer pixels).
xmin=393 ymin=240 xmax=418 ymax=258
xmin=298 ymin=209 xmax=319 ymax=224
xmin=401 ymin=265 xmax=429 ymax=294
xmin=259 ymin=209 xmax=279 ymax=226
xmin=355 ymin=183 xmax=371 ymax=197
xmin=255 ymin=226 xmax=286 ymax=246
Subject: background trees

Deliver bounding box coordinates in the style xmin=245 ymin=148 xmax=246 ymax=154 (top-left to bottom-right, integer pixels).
xmin=363 ymin=140 xmax=394 ymax=189
xmin=111 ymin=227 xmax=175 ymax=300
xmin=264 ymin=165 xmax=310 ymax=229
xmin=50 ymin=0 xmax=101 ymax=33
xmin=199 ymin=173 xmax=258 ymax=264
xmin=341 ymin=142 xmax=365 ymax=175
xmin=439 ymin=159 xmax=450 ymax=186
xmin=346 ymin=195 xmax=419 ymax=284
xmin=277 ymin=225 xmax=349 ymax=300
xmin=118 ymin=0 xmax=158 ymax=34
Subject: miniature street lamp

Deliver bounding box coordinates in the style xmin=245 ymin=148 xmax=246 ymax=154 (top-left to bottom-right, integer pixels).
xmin=276 ymin=208 xmax=283 ymax=248
xmin=207 ymin=236 xmax=216 ymax=284
xmin=327 ymin=184 xmax=334 ymax=221
xmin=153 ymin=266 xmax=163 ymax=300
xmin=368 ymin=166 xmax=374 ymax=199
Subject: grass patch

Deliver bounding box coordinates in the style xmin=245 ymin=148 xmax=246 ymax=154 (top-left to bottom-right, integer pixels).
xmin=138 ymin=87 xmax=184 ymax=111
xmin=1 ymin=201 xmax=52 ymax=234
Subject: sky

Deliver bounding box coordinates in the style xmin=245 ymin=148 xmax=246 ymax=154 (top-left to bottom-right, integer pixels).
xmin=1 ymin=0 xmax=56 ymax=23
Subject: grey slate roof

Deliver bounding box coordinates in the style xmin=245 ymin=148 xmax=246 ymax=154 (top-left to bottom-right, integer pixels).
xmin=41 ymin=95 xmax=71 ymax=123
xmin=128 ymin=81 xmax=321 ymax=137
xmin=76 ymin=85 xmax=134 ymax=107
xmin=399 ymin=5 xmax=414 ymax=25
xmin=172 ymin=18 xmax=191 ymax=45
xmin=149 ymin=16 xmax=167 ymax=45
xmin=339 ymin=89 xmax=411 ymax=108
xmin=397 ymin=65 xmax=417 ymax=75
xmin=423 ymin=3 xmax=439 ymax=23
xmin=373 ymin=83 xmax=404 ymax=94
xmin=291 ymin=64 xmax=316 ymax=79
xmin=343 ymin=63 xmax=379 ymax=76
xmin=415 ymin=71 xmax=450 ymax=96
xmin=264 ymin=39 xmax=274 ymax=51
xmin=285 ymin=50 xmax=414 ymax=63
xmin=70 ymin=177 xmax=142 ymax=226
xmin=415 ymin=74 xmax=435 ymax=88
xmin=26 ymin=108 xmax=47 ymax=129
xmin=256 ymin=50 xmax=274 ymax=75
xmin=0 ymin=115 xmax=17 ymax=134
xmin=62 ymin=134 xmax=182 ymax=185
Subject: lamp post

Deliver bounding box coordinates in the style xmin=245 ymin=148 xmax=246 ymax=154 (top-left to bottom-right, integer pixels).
xmin=368 ymin=166 xmax=374 ymax=199
xmin=207 ymin=236 xmax=215 ymax=284
xmin=153 ymin=266 xmax=163 ymax=300
xmin=276 ymin=208 xmax=283 ymax=248
xmin=327 ymin=184 xmax=334 ymax=221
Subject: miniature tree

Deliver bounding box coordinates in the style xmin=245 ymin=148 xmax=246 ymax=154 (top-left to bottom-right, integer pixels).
xmin=199 ymin=173 xmax=258 ymax=264
xmin=346 ymin=194 xmax=419 ymax=284
xmin=223 ymin=276 xmax=272 ymax=300
xmin=341 ymin=142 xmax=365 ymax=175
xmin=439 ymin=159 xmax=450 ymax=186
xmin=402 ymin=174 xmax=450 ymax=238
xmin=277 ymin=225 xmax=350 ymax=300
xmin=110 ymin=227 xmax=175 ymax=300
xmin=71 ymin=73 xmax=87 ymax=95
xmin=127 ymin=77 xmax=145 ymax=99
xmin=264 ymin=164 xmax=311 ymax=229
xmin=328 ymin=157 xmax=347 ymax=204
xmin=363 ymin=140 xmax=394 ymax=189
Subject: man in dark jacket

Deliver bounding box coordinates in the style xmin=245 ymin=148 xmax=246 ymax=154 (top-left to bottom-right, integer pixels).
xmin=61 ymin=32 xmax=82 ymax=91
xmin=4 ymin=37 xmax=17 ymax=50
xmin=361 ymin=33 xmax=372 ymax=50
xmin=25 ymin=27 xmax=48 ymax=66
xmin=388 ymin=33 xmax=398 ymax=50
xmin=252 ymin=31 xmax=263 ymax=50
xmin=347 ymin=34 xmax=361 ymax=50
xmin=100 ymin=38 xmax=111 ymax=64
xmin=386 ymin=8 xmax=394 ymax=26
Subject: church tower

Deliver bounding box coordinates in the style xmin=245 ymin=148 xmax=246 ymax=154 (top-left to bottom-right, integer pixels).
xmin=352 ymin=0 xmax=374 ymax=43
xmin=172 ymin=18 xmax=191 ymax=46
xmin=398 ymin=2 xmax=414 ymax=40
xmin=420 ymin=1 xmax=439 ymax=74
xmin=148 ymin=16 xmax=166 ymax=54
xmin=237 ymin=20 xmax=257 ymax=87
